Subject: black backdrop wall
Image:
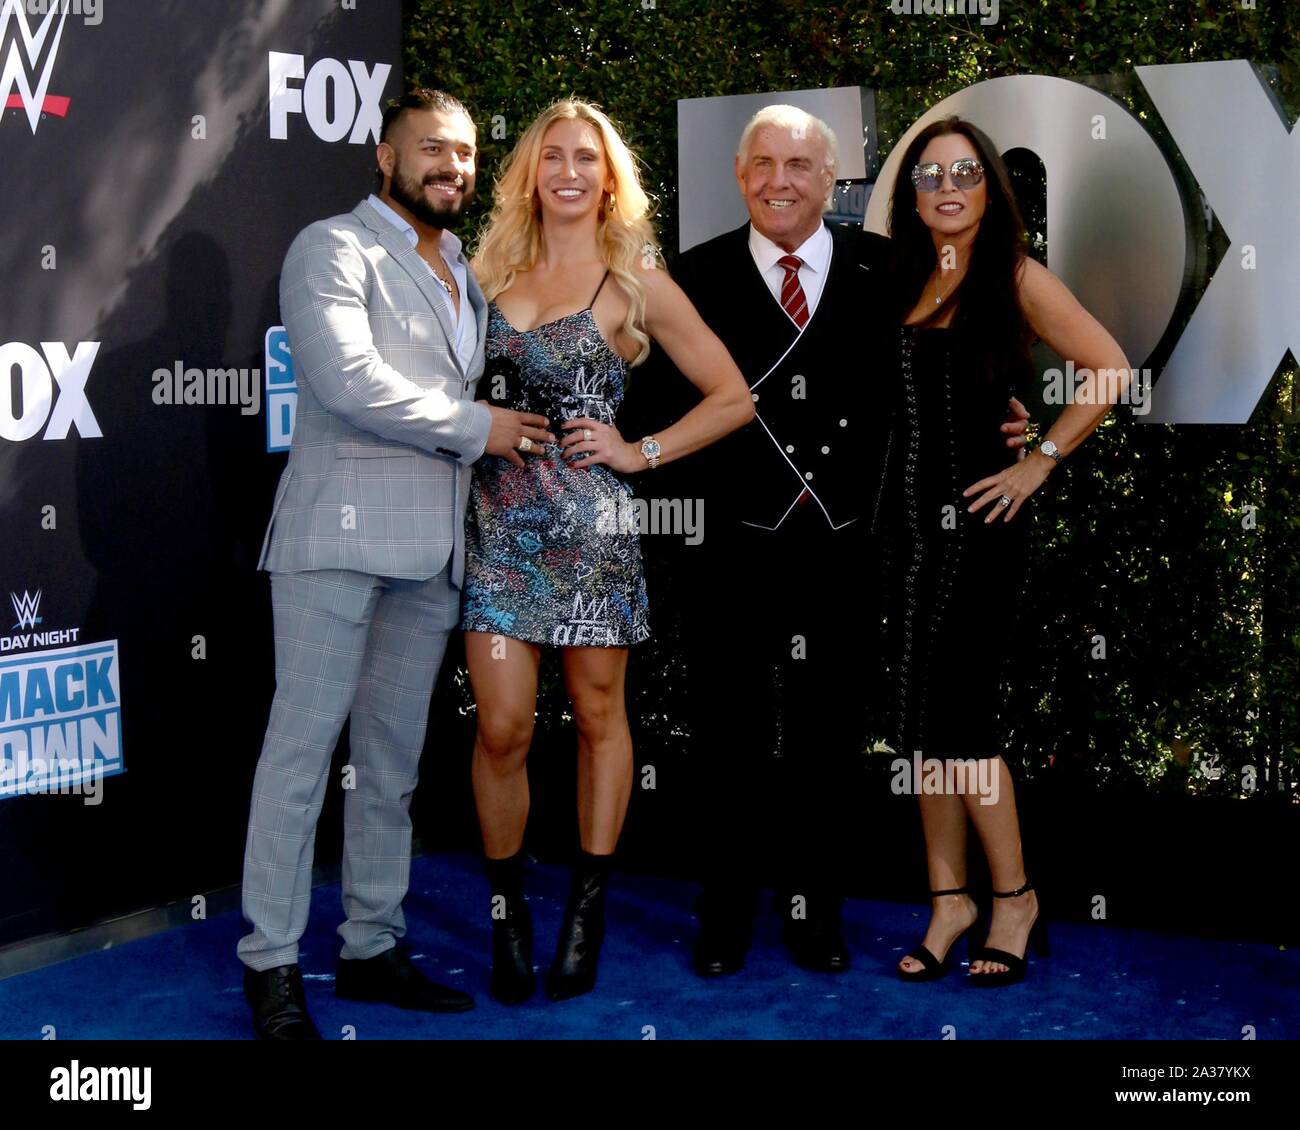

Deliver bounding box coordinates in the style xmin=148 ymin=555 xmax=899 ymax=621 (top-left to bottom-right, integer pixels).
xmin=0 ymin=0 xmax=403 ymax=948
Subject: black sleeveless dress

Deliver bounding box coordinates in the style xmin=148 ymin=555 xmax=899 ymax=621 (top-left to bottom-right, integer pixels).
xmin=872 ymin=321 xmax=1026 ymax=760
xmin=461 ymin=272 xmax=650 ymax=648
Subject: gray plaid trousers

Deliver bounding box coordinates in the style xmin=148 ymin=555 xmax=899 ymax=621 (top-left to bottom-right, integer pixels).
xmin=237 ymin=568 xmax=458 ymax=970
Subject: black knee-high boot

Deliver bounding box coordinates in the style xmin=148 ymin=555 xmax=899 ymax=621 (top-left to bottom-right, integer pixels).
xmin=486 ymin=850 xmax=534 ymax=1005
xmin=545 ymin=850 xmax=612 ymax=1001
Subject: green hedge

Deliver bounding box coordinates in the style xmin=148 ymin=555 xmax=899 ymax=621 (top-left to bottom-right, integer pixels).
xmin=405 ymin=0 xmax=1299 ymax=799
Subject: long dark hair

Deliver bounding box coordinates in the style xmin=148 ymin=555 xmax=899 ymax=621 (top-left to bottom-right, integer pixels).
xmin=888 ymin=115 xmax=1033 ymax=386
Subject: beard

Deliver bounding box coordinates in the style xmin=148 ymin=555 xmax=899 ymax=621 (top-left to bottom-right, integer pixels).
xmin=388 ymin=160 xmax=475 ymax=229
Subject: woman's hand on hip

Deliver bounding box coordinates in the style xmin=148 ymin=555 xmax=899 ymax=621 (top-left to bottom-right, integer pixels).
xmin=963 ymin=457 xmax=1051 ymax=523
xmin=559 ymin=416 xmax=640 ymax=473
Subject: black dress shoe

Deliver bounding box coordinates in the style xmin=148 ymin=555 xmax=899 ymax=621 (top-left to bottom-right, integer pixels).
xmin=783 ymin=896 xmax=851 ymax=974
xmin=335 ymin=946 xmax=474 ymax=1013
xmin=692 ymin=922 xmax=749 ymax=977
xmin=243 ymin=964 xmax=322 ymax=1041
xmin=545 ymin=850 xmax=612 ymax=1002
xmin=692 ymin=882 xmax=757 ymax=977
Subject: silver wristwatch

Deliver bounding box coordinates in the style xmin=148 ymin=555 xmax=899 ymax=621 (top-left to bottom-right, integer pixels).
xmin=1037 ymin=439 xmax=1061 ymax=464
xmin=639 ymin=435 xmax=661 ymax=469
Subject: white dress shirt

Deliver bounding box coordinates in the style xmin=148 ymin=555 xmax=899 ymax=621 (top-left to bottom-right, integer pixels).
xmin=367 ymin=193 xmax=476 ymax=372
xmin=747 ymin=221 xmax=832 ymax=325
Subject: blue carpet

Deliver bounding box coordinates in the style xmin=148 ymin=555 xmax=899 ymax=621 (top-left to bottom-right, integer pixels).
xmin=1 ymin=853 xmax=1295 ymax=1040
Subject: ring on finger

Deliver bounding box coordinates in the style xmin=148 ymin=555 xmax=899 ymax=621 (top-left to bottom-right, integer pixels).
xmin=998 ymin=495 xmax=1012 ymax=508
xmin=518 ymin=436 xmax=533 ymax=452
xmin=583 ymin=428 xmax=593 ymax=442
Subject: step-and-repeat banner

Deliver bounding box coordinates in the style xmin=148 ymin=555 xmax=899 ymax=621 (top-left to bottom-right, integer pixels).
xmin=0 ymin=0 xmax=401 ymax=946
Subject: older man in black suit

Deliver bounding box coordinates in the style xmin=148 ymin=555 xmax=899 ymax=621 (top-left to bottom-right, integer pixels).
xmin=637 ymin=104 xmax=1028 ymax=977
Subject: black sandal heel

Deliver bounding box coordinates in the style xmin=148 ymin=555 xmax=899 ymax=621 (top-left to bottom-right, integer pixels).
xmin=898 ymin=886 xmax=981 ymax=982
xmin=969 ymin=879 xmax=1048 ymax=987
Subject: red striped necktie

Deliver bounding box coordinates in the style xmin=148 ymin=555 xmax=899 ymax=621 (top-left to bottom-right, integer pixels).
xmin=777 ymin=254 xmax=809 ymax=328
xmin=775 ymin=253 xmax=813 ymax=506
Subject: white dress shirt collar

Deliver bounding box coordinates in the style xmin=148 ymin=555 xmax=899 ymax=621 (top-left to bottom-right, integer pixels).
xmin=747 ymin=220 xmax=831 ymax=278
xmin=748 ymin=220 xmax=833 ymax=323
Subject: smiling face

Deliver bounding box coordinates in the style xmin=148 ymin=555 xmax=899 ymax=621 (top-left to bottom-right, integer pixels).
xmin=913 ymin=132 xmax=988 ymax=241
xmin=735 ymin=123 xmax=834 ymax=251
xmin=534 ymin=117 xmax=613 ymax=224
xmin=378 ymin=108 xmax=477 ymax=229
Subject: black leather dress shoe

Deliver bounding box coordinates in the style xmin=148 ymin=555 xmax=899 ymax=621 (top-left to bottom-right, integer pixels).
xmin=784 ymin=916 xmax=851 ymax=973
xmin=692 ymin=922 xmax=749 ymax=977
xmin=335 ymin=946 xmax=474 ymax=1013
xmin=243 ymin=964 xmax=322 ymax=1041
xmin=692 ymin=882 xmax=757 ymax=977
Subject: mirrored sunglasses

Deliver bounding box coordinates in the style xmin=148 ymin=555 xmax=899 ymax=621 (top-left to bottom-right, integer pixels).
xmin=911 ymin=158 xmax=985 ymax=192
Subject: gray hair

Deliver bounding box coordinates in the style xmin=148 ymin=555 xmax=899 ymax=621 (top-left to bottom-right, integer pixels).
xmin=737 ymin=104 xmax=840 ymax=177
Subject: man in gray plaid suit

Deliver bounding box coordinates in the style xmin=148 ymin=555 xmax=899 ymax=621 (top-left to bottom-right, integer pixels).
xmin=238 ymin=90 xmax=553 ymax=1040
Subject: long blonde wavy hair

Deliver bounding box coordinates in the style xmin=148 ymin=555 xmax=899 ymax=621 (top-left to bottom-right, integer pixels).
xmin=473 ymin=99 xmax=660 ymax=365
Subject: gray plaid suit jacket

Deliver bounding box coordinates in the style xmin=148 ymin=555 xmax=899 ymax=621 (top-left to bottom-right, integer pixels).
xmin=259 ymin=198 xmax=492 ymax=586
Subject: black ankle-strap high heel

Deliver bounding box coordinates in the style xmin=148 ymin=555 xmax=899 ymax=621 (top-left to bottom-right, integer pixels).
xmin=898 ymin=886 xmax=981 ymax=982
xmin=969 ymin=879 xmax=1049 ymax=988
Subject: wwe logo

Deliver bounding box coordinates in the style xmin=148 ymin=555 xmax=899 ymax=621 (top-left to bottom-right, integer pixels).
xmin=11 ymin=589 xmax=42 ymax=631
xmin=1 ymin=0 xmax=71 ymax=134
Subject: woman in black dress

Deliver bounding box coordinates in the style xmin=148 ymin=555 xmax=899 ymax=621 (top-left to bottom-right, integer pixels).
xmin=877 ymin=116 xmax=1130 ymax=985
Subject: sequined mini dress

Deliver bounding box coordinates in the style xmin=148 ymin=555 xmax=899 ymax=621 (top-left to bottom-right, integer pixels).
xmin=462 ymin=272 xmax=650 ymax=648
xmin=873 ymin=322 xmax=1026 ymax=759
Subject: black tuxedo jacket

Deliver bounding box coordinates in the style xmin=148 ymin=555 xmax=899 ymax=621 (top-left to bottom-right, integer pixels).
xmin=663 ymin=220 xmax=896 ymax=534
